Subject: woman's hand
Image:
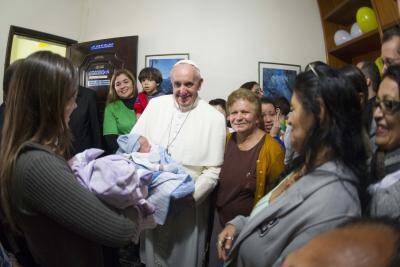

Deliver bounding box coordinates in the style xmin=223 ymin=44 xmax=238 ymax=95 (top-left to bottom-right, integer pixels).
xmin=270 ymin=108 xmax=281 ymax=137
xmin=217 ymin=224 xmax=236 ymax=261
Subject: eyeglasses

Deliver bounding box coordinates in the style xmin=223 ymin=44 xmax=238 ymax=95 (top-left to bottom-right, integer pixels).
xmin=382 ymin=57 xmax=400 ymax=69
xmin=306 ymin=63 xmax=319 ymax=78
xmin=373 ymin=97 xmax=400 ymax=114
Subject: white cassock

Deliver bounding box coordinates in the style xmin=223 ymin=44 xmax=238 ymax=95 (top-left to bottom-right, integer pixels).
xmin=131 ymin=95 xmax=226 ymax=267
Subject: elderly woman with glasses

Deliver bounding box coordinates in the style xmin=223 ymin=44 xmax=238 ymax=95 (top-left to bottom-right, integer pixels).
xmin=368 ymin=64 xmax=400 ymax=219
xmin=217 ymin=63 xmax=368 ymax=267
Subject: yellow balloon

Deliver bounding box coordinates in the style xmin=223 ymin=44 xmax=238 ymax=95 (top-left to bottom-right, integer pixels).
xmin=356 ymin=7 xmax=378 ymax=33
xmin=375 ymin=57 xmax=383 ymax=76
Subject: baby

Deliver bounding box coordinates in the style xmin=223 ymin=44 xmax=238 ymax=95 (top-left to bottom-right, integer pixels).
xmin=69 ymin=133 xmax=194 ymax=229
xmin=117 ymin=133 xmax=195 ymax=225
xmin=69 ymin=148 xmax=157 ymax=242
xmin=117 ymin=133 xmax=179 ymax=174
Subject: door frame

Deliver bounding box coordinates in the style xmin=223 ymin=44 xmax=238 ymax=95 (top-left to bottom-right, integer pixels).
xmin=4 ymin=25 xmax=77 ymax=70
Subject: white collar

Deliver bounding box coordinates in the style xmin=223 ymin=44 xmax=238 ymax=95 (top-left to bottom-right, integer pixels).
xmin=173 ymin=96 xmax=200 ymax=113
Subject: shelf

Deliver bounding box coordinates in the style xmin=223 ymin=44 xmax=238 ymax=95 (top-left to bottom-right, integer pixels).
xmin=382 ymin=20 xmax=400 ymax=32
xmin=318 ymin=0 xmax=399 ymax=68
xmin=323 ymin=0 xmax=372 ymax=25
xmin=329 ymin=29 xmax=380 ymax=61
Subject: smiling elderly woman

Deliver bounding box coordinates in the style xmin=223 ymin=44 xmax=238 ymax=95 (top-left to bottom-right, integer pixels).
xmin=368 ymin=64 xmax=400 ymax=219
xmin=217 ymin=63 xmax=368 ymax=267
xmin=208 ymin=88 xmax=284 ymax=267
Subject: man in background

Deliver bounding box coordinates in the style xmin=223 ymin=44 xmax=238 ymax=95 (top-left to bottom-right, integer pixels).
xmin=382 ymin=26 xmax=400 ymax=74
xmin=69 ymin=86 xmax=102 ymax=155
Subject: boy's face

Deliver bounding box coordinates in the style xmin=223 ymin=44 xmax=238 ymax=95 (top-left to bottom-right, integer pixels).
xmin=140 ymin=78 xmax=158 ymax=95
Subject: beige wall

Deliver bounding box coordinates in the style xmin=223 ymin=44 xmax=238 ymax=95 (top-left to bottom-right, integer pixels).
xmin=82 ymin=0 xmax=326 ymax=101
xmin=0 ymin=0 xmax=326 ymax=102
xmin=0 ymin=0 xmax=84 ymax=101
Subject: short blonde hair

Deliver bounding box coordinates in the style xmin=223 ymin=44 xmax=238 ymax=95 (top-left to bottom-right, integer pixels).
xmin=227 ymin=88 xmax=262 ymax=118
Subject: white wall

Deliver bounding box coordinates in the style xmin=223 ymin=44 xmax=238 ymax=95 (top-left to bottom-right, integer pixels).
xmin=82 ymin=0 xmax=326 ymax=101
xmin=0 ymin=0 xmax=84 ymax=101
xmin=0 ymin=0 xmax=326 ymax=102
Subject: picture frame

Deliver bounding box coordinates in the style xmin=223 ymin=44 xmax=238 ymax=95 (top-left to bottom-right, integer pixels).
xmin=145 ymin=53 xmax=190 ymax=94
xmin=258 ymin=62 xmax=301 ymax=102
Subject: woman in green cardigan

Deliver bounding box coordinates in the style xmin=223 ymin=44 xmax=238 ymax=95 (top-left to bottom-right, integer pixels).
xmin=103 ymin=69 xmax=138 ymax=154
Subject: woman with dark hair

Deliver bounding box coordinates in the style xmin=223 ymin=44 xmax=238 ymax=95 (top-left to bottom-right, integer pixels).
xmin=357 ymin=61 xmax=381 ymax=143
xmin=260 ymin=97 xmax=284 ymax=148
xmin=209 ymin=98 xmax=227 ymax=117
xmin=339 ymin=65 xmax=370 ymax=130
xmin=0 ymin=59 xmax=23 ymax=136
xmin=0 ymin=51 xmax=138 ymax=267
xmin=240 ymin=81 xmax=263 ymax=97
xmin=103 ymin=69 xmax=138 ymax=154
xmin=209 ymin=98 xmax=233 ymax=133
xmin=339 ymin=64 xmax=374 ymax=160
xmin=368 ymin=64 xmax=400 ymax=219
xmin=217 ymin=63 xmax=367 ymax=267
xmin=260 ymin=97 xmax=277 ymax=135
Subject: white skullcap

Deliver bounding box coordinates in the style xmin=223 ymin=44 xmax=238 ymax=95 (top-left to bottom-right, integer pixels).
xmin=174 ymin=59 xmax=199 ymax=68
xmin=173 ymin=59 xmax=201 ymax=78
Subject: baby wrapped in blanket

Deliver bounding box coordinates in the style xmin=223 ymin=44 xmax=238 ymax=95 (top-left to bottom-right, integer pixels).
xmin=117 ymin=133 xmax=195 ymax=225
xmin=69 ymin=148 xmax=156 ymax=243
xmin=69 ymin=133 xmax=194 ymax=232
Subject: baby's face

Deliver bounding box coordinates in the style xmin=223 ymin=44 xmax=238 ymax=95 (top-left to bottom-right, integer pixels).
xmin=138 ymin=136 xmax=151 ymax=153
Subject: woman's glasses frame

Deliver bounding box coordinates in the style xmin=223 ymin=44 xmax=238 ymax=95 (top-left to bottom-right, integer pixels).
xmin=306 ymin=63 xmax=319 ymax=78
xmin=373 ymin=97 xmax=400 ymax=115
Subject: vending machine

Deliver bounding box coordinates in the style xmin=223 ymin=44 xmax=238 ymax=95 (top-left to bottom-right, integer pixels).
xmin=67 ymin=36 xmax=138 ymax=116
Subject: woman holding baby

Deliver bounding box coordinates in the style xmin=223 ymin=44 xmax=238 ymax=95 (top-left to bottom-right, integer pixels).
xmin=0 ymin=51 xmax=139 ymax=267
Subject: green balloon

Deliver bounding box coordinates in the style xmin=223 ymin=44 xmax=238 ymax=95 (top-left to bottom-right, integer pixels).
xmin=356 ymin=7 xmax=378 ymax=33
xmin=375 ymin=57 xmax=383 ymax=76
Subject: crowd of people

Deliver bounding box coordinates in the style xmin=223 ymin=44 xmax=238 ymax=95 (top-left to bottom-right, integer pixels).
xmin=0 ymin=12 xmax=400 ymax=267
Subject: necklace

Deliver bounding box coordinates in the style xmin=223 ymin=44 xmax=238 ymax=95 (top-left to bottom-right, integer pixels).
xmin=165 ymin=100 xmax=195 ymax=154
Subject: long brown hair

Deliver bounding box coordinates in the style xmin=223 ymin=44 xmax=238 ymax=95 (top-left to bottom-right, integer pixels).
xmin=0 ymin=51 xmax=77 ymax=230
xmin=106 ymin=69 xmax=137 ymax=104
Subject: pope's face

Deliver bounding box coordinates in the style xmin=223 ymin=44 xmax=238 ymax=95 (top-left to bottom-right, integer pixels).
xmin=171 ymin=64 xmax=202 ymax=108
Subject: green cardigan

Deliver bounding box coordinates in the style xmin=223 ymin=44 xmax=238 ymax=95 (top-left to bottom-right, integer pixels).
xmin=226 ymin=133 xmax=285 ymax=204
xmin=103 ymin=100 xmax=137 ymax=135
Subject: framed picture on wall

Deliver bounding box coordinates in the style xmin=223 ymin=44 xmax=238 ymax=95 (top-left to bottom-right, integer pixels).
xmin=145 ymin=53 xmax=190 ymax=94
xmin=258 ymin=62 xmax=301 ymax=102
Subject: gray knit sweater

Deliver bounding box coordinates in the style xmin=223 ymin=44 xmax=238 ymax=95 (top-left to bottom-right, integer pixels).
xmin=11 ymin=142 xmax=138 ymax=267
xmin=369 ymin=178 xmax=400 ymax=219
xmin=369 ymin=148 xmax=400 ymax=219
